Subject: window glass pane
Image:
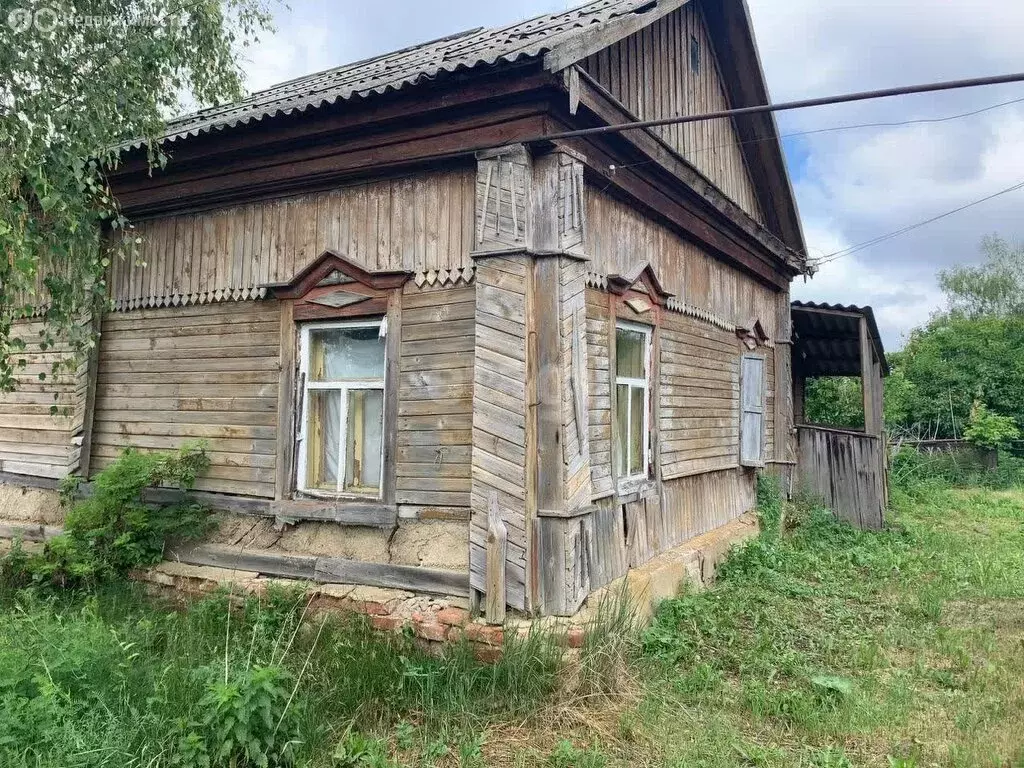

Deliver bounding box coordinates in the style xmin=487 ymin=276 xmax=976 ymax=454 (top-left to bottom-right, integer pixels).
xmin=309 ymin=326 xmax=384 ymax=381
xmin=616 ymin=327 xmax=646 ymax=380
xmin=344 ymin=389 xmax=384 ymax=493
xmin=306 ymin=389 xmax=341 ymax=491
xmin=629 ymin=385 xmax=645 ymax=475
xmin=615 ymin=383 xmax=630 ymax=477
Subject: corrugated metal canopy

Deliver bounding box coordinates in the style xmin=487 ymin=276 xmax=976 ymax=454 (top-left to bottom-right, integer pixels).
xmin=131 ymin=0 xmax=662 ymax=150
xmin=791 ymin=300 xmax=889 ymax=378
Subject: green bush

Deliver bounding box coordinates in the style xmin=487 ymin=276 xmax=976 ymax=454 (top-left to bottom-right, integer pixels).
xmin=4 ymin=444 xmax=212 ymax=589
xmin=964 ymin=400 xmax=1021 ymax=450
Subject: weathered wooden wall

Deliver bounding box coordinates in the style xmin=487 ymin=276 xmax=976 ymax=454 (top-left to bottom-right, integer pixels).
xmin=584 ymin=468 xmax=755 ymax=592
xmin=0 ymin=319 xmax=91 ymax=478
xmin=659 ymin=310 xmax=741 ymax=479
xmin=560 ymin=259 xmax=591 ymax=513
xmin=90 ymin=301 xmax=281 ymax=497
xmin=796 ymin=426 xmax=885 ymax=530
xmin=580 ymin=3 xmax=764 ymax=223
xmin=584 ymin=289 xmax=614 ymax=500
xmin=109 ymin=168 xmax=476 ymax=310
xmin=397 ymin=283 xmax=475 ymax=511
xmin=586 ymin=188 xmax=779 ymax=333
xmin=469 ymin=256 xmax=531 ymax=610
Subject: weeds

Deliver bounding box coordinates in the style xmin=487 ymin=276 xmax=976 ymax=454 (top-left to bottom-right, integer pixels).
xmin=1 ymin=468 xmax=1023 ymax=765
xmin=1 ymin=444 xmax=212 ymax=592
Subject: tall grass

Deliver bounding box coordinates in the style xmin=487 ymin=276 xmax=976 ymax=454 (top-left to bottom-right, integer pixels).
xmin=0 ymin=573 xmax=650 ymax=766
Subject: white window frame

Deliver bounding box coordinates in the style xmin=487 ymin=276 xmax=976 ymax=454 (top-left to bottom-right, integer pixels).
xmin=296 ymin=318 xmax=386 ymax=499
xmin=614 ymin=320 xmax=652 ymax=491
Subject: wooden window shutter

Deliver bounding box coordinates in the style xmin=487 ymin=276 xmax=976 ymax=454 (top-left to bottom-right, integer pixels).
xmin=740 ymin=355 xmax=765 ymax=467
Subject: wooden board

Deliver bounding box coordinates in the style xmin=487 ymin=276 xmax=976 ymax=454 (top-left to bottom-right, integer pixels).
xmin=396 ymin=285 xmax=475 ymax=510
xmin=796 ymin=426 xmax=885 ymax=530
xmin=90 ymin=300 xmax=281 ymax=498
xmin=109 ymin=168 xmax=476 ymax=310
xmin=469 ymin=257 xmax=530 ymax=611
xmin=585 ymin=188 xmax=780 ymax=330
xmin=658 ymin=310 xmax=743 ymax=480
xmin=0 ymin=318 xmax=92 ymax=479
xmin=579 ymin=4 xmax=764 ymax=223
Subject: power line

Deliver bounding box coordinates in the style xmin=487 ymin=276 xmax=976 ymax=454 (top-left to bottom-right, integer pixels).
xmin=536 ymin=71 xmax=1024 ymax=143
xmin=609 ymin=95 xmax=1024 ymax=172
xmin=692 ymin=96 xmax=1024 ymax=157
xmin=812 ymin=179 xmax=1024 ymax=266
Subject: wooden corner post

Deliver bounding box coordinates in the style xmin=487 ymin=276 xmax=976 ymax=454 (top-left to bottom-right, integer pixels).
xmin=859 ymin=316 xmax=882 ymax=437
xmin=468 ymin=144 xmax=593 ymax=618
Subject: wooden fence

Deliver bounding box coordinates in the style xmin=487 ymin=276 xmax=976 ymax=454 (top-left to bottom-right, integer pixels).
xmin=796 ymin=425 xmax=885 ymax=530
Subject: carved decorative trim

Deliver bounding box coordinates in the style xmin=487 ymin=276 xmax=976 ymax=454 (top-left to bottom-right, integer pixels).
xmin=664 ymin=297 xmax=736 ymax=332
xmin=475 ymin=146 xmax=530 ymax=252
xmin=112 ymin=286 xmax=268 ymax=312
xmin=585 ymin=269 xmax=739 ymax=332
xmin=412 ymin=266 xmax=476 ymax=288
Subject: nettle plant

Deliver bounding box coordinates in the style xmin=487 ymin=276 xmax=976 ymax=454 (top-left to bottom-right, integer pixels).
xmin=0 ymin=0 xmax=274 ymax=392
xmin=30 ymin=443 xmax=213 ymax=587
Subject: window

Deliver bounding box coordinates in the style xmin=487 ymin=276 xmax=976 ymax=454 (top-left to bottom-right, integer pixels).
xmin=615 ymin=322 xmax=651 ymax=486
xmin=689 ymin=34 xmax=700 ymax=73
xmin=298 ymin=320 xmax=386 ymax=497
xmin=740 ymin=354 xmax=765 ymax=467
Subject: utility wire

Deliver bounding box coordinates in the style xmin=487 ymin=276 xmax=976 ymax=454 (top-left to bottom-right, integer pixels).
xmin=812 ymin=179 xmax=1024 ymax=266
xmin=610 ymin=95 xmax=1024 ymax=172
xmin=536 ymin=71 xmax=1024 ymax=143
xmin=693 ymin=96 xmax=1024 ymax=156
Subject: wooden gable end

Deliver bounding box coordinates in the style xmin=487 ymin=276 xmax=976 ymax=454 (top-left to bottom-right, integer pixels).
xmin=577 ymin=2 xmax=765 ymax=225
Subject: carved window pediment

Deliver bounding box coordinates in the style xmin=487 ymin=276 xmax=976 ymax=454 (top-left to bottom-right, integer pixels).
xmin=736 ymin=317 xmax=769 ymax=349
xmin=606 ymin=261 xmax=673 ymax=306
xmin=265 ymin=250 xmax=411 ymax=321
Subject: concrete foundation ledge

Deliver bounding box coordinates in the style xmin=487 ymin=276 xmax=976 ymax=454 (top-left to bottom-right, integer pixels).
xmin=573 ymin=511 xmax=760 ymax=625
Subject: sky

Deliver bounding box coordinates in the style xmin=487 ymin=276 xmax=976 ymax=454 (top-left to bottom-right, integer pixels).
xmin=237 ymin=0 xmax=1024 ymax=350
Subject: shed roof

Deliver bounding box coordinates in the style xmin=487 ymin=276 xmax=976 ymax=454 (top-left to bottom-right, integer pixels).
xmin=791 ymin=301 xmax=889 ymax=378
xmin=137 ymin=0 xmax=660 ymax=150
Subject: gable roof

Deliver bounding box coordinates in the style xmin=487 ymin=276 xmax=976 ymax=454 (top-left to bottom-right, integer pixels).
xmin=142 ymin=0 xmax=665 ymax=150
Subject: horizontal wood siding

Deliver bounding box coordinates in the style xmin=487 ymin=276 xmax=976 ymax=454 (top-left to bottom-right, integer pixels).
xmin=659 ymin=311 xmax=741 ymax=479
xmin=584 ymin=289 xmax=613 ymax=499
xmin=580 ymin=4 xmax=764 ymax=223
xmin=397 ymin=284 xmax=475 ymax=509
xmin=111 ymin=168 xmax=475 ymax=309
xmin=0 ymin=319 xmax=89 ymax=478
xmin=586 ymin=188 xmax=780 ymax=332
xmin=91 ymin=301 xmax=281 ymax=497
xmin=470 ymin=257 xmax=530 ymax=610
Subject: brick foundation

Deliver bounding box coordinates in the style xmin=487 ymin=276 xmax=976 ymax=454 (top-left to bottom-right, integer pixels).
xmin=1 ymin=511 xmax=760 ymax=660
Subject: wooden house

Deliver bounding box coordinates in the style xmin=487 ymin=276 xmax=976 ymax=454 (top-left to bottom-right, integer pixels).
xmin=1 ymin=0 xmax=824 ymax=616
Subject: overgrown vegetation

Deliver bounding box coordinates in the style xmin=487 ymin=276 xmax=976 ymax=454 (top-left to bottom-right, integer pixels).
xmin=2 ymin=463 xmax=1023 ymax=765
xmin=629 ymin=477 xmax=1024 ymax=766
xmin=805 ymin=235 xmax=1024 ymax=449
xmin=3 ymin=443 xmax=211 ymax=589
xmin=0 ymin=0 xmax=274 ymax=392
